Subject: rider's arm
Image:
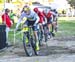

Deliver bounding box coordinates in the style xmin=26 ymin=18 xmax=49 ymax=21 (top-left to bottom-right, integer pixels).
xmin=34 ymin=13 xmax=39 ymax=26
xmin=51 ymin=12 xmax=54 ymax=15
xmin=51 ymin=11 xmax=58 ymax=17
xmin=16 ymin=13 xmax=25 ymax=29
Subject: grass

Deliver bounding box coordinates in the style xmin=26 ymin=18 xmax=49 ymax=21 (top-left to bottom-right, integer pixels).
xmin=56 ymin=20 xmax=75 ymax=37
xmin=9 ymin=19 xmax=75 ymax=43
xmin=0 ymin=17 xmax=75 ymax=43
xmin=8 ymin=24 xmax=23 ymax=45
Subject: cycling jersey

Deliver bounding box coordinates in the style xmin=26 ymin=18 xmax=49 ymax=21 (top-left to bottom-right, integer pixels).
xmin=16 ymin=10 xmax=39 ymax=30
xmin=43 ymin=9 xmax=53 ymax=24
xmin=20 ymin=11 xmax=38 ymax=21
xmin=43 ymin=9 xmax=52 ymax=19
xmin=34 ymin=10 xmax=45 ymax=23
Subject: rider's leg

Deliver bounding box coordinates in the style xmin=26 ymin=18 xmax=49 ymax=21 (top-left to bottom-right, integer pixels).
xmin=48 ymin=24 xmax=51 ymax=33
xmin=33 ymin=26 xmax=39 ymax=51
xmin=50 ymin=16 xmax=55 ymax=37
xmin=40 ymin=24 xmax=44 ymax=38
xmin=55 ymin=18 xmax=58 ymax=32
xmin=53 ymin=21 xmax=56 ymax=32
xmin=47 ymin=18 xmax=52 ymax=35
xmin=51 ymin=23 xmax=54 ymax=32
xmin=51 ymin=23 xmax=55 ymax=37
xmin=52 ymin=17 xmax=58 ymax=32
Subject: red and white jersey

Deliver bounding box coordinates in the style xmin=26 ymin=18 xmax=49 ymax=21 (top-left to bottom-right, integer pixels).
xmin=43 ymin=9 xmax=53 ymax=19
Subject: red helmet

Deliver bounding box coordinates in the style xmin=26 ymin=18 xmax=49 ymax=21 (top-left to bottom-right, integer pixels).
xmin=34 ymin=7 xmax=39 ymax=13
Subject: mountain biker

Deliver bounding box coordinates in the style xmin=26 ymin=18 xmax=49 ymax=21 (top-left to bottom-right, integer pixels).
xmin=33 ymin=7 xmax=47 ymax=42
xmin=34 ymin=7 xmax=47 ymax=24
xmin=43 ymin=8 xmax=55 ymax=37
xmin=15 ymin=5 xmax=40 ymax=52
xmin=52 ymin=9 xmax=58 ymax=32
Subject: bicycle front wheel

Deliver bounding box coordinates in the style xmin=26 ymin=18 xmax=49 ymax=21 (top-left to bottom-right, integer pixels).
xmin=23 ymin=32 xmax=33 ymax=56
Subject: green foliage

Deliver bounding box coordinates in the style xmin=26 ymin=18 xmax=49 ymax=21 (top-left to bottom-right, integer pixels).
xmin=67 ymin=0 xmax=75 ymax=7
xmin=56 ymin=20 xmax=75 ymax=36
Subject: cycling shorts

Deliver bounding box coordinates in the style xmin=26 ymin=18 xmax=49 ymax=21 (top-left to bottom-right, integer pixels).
xmin=25 ymin=20 xmax=38 ymax=31
xmin=47 ymin=17 xmax=53 ymax=24
xmin=53 ymin=15 xmax=57 ymax=22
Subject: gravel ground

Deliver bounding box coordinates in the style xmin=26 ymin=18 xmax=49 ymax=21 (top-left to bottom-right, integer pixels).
xmin=0 ymin=37 xmax=75 ymax=62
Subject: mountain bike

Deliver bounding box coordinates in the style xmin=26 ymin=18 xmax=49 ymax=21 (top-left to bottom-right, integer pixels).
xmin=38 ymin=24 xmax=49 ymax=44
xmin=38 ymin=24 xmax=44 ymax=46
xmin=22 ymin=26 xmax=39 ymax=56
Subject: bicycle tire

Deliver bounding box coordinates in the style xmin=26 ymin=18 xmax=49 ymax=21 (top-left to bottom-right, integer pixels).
xmin=28 ymin=26 xmax=40 ymax=56
xmin=30 ymin=37 xmax=39 ymax=55
xmin=23 ymin=32 xmax=33 ymax=56
xmin=45 ymin=33 xmax=48 ymax=42
xmin=38 ymin=29 xmax=43 ymax=46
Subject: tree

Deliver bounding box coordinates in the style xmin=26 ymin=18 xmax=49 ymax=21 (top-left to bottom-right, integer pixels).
xmin=0 ymin=0 xmax=4 ymax=3
xmin=67 ymin=0 xmax=75 ymax=7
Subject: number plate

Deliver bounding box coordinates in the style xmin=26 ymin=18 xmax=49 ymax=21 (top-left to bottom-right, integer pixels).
xmin=22 ymin=27 xmax=28 ymax=32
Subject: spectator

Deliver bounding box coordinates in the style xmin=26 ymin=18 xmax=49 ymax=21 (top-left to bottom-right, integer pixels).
xmin=62 ymin=9 xmax=66 ymax=16
xmin=9 ymin=10 xmax=16 ymax=24
xmin=1 ymin=8 xmax=13 ymax=46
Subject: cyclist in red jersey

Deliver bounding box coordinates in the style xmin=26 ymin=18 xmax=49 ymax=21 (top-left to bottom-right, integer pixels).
xmin=34 ymin=7 xmax=47 ymax=33
xmin=34 ymin=7 xmax=47 ymax=45
xmin=43 ymin=8 xmax=55 ymax=37
xmin=34 ymin=7 xmax=46 ymax=24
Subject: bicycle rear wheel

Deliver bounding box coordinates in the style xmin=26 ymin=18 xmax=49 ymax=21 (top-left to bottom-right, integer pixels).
xmin=44 ymin=26 xmax=48 ymax=42
xmin=23 ymin=32 xmax=33 ymax=56
xmin=38 ymin=29 xmax=43 ymax=46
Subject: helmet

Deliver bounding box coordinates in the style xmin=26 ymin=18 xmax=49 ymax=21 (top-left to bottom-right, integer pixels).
xmin=34 ymin=7 xmax=39 ymax=13
xmin=23 ymin=5 xmax=30 ymax=12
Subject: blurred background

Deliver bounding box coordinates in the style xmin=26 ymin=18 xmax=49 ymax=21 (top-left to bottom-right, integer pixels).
xmin=0 ymin=0 xmax=75 ymax=43
xmin=0 ymin=0 xmax=75 ymax=18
